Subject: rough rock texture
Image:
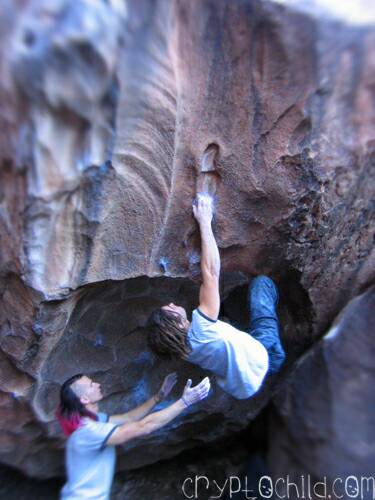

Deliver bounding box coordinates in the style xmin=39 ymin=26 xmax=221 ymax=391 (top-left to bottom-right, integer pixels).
xmin=268 ymin=285 xmax=375 ymax=499
xmin=0 ymin=0 xmax=374 ymax=483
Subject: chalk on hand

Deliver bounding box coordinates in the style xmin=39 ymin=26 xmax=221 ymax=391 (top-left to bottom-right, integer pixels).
xmin=193 ymin=192 xmax=213 ymax=205
xmin=196 ymin=192 xmax=213 ymax=201
xmin=193 ymin=192 xmax=216 ymax=214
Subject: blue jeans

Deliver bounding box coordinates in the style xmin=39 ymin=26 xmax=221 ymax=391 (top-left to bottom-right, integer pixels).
xmin=248 ymin=276 xmax=286 ymax=374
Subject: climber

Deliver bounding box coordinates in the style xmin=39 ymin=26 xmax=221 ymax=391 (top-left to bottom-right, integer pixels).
xmin=57 ymin=372 xmax=210 ymax=499
xmin=147 ymin=193 xmax=286 ymax=399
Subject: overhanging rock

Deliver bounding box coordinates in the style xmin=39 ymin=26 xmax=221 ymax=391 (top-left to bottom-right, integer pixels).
xmin=0 ymin=0 xmax=374 ymax=479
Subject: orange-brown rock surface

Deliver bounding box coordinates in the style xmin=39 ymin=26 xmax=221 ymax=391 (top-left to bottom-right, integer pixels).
xmin=269 ymin=285 xmax=375 ymax=498
xmin=0 ymin=0 xmax=374 ymax=482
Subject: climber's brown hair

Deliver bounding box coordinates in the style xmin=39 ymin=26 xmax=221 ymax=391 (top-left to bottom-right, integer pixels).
xmin=147 ymin=308 xmax=191 ymax=360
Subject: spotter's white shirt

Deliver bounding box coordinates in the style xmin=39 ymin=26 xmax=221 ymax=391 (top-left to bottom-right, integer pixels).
xmin=61 ymin=412 xmax=118 ymax=500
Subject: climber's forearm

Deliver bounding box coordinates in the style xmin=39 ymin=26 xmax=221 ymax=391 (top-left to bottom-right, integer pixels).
xmin=109 ymin=394 xmax=160 ymax=424
xmin=107 ymin=399 xmax=187 ymax=445
xmin=140 ymin=398 xmax=186 ymax=432
xmin=199 ymin=220 xmax=220 ymax=280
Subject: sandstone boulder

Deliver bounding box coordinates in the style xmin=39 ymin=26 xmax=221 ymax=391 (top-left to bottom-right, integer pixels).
xmin=268 ymin=285 xmax=375 ymax=499
xmin=0 ymin=0 xmax=374 ymax=480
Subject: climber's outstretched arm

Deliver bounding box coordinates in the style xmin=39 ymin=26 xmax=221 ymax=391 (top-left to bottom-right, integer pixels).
xmin=193 ymin=194 xmax=220 ymax=321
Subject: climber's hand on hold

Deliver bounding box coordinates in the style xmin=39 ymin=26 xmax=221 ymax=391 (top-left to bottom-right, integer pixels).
xmin=193 ymin=193 xmax=213 ymax=226
xmin=181 ymin=377 xmax=211 ymax=407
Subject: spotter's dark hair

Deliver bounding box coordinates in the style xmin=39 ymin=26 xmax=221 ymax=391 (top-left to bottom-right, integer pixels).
xmin=56 ymin=373 xmax=97 ymax=436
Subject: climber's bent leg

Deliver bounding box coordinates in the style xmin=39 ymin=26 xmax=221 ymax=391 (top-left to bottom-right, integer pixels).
xmin=248 ymin=276 xmax=286 ymax=374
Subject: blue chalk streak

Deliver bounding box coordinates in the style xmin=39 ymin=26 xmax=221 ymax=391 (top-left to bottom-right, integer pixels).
xmin=159 ymin=257 xmax=169 ymax=273
xmin=94 ymin=334 xmax=104 ymax=347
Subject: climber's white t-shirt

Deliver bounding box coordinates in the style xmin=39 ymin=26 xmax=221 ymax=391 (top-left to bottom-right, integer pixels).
xmin=187 ymin=309 xmax=269 ymax=399
xmin=61 ymin=412 xmax=118 ymax=500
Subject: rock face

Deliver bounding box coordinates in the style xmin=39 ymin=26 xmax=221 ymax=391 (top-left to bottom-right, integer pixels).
xmin=0 ymin=0 xmax=374 ymax=482
xmin=268 ymin=285 xmax=375 ymax=498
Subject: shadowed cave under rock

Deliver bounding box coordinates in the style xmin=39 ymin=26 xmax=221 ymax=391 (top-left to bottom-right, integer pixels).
xmin=40 ymin=271 xmax=313 ymax=397
xmin=29 ymin=269 xmax=314 ymax=478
